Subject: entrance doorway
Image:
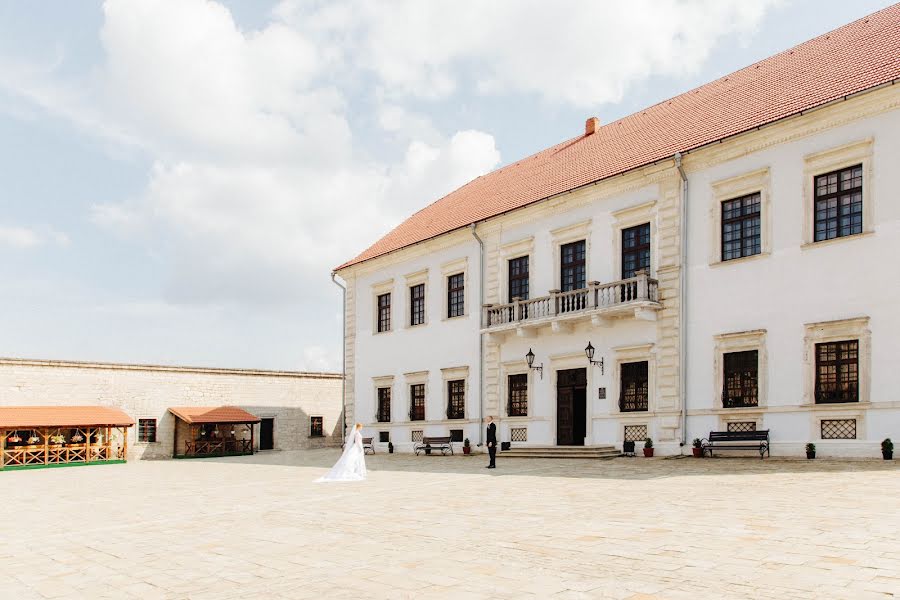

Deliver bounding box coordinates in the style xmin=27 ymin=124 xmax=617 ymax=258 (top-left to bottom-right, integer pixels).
xmin=556 ymin=368 xmax=587 ymax=446
xmin=259 ymin=418 xmax=274 ymax=450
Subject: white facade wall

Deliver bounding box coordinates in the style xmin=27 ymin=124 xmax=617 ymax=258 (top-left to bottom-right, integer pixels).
xmin=341 ymin=85 xmax=900 ymax=458
xmin=684 ymin=96 xmax=900 ymax=457
xmin=0 ymin=359 xmax=343 ymax=459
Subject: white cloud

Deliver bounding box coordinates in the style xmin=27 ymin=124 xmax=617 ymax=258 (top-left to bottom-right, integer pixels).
xmin=278 ymin=0 xmax=781 ymax=107
xmin=0 ymin=225 xmax=69 ymax=249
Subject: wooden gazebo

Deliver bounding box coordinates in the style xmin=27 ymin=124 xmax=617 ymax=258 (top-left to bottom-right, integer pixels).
xmin=169 ymin=406 xmax=260 ymax=458
xmin=0 ymin=406 xmax=134 ymax=471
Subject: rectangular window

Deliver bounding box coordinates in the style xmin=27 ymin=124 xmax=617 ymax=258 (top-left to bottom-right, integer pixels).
xmin=814 ymin=164 xmax=863 ymax=242
xmin=721 ymin=192 xmax=761 ymax=260
xmin=137 ymin=418 xmax=157 ymax=443
xmin=508 ymin=256 xmax=529 ymax=301
xmin=821 ymin=419 xmax=857 ymax=440
xmin=722 ymin=350 xmax=759 ymax=408
xmin=377 ymin=293 xmax=391 ymax=332
xmin=622 ymin=223 xmax=651 ymax=279
xmin=411 ymin=430 xmax=423 ymax=443
xmin=410 ymin=283 xmax=425 ymax=326
xmin=620 ymin=361 xmax=649 ymax=412
xmin=378 ymin=431 xmax=390 ymax=443
xmin=377 ymin=387 xmax=391 ymax=423
xmin=727 ymin=421 xmax=757 ymax=433
xmin=560 ymin=240 xmax=586 ymax=291
xmin=450 ymin=429 xmax=464 ymax=443
xmin=623 ymin=424 xmax=648 ymax=442
xmin=507 ymin=373 xmax=528 ymax=417
xmin=447 ymin=273 xmax=465 ymax=318
xmin=410 ymin=384 xmax=425 ymax=421
xmin=310 ymin=416 xmax=324 ymax=437
xmin=447 ymin=380 xmax=465 ymax=419
xmin=815 ymin=340 xmax=859 ymax=403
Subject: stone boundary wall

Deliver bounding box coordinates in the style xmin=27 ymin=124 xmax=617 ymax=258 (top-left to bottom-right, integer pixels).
xmin=0 ymin=358 xmax=343 ymax=460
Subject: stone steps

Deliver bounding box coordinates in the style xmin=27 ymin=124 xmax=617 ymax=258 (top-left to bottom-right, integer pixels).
xmin=499 ymin=445 xmax=620 ymax=459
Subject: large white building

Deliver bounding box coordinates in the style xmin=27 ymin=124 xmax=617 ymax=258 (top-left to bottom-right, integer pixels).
xmin=333 ymin=7 xmax=900 ymax=457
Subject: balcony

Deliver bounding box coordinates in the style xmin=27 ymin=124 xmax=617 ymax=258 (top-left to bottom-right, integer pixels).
xmin=482 ymin=271 xmax=660 ymax=334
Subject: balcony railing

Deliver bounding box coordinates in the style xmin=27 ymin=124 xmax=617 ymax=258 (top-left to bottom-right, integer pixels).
xmin=483 ymin=271 xmax=659 ymax=330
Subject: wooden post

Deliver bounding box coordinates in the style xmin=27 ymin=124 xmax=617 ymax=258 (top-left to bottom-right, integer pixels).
xmin=173 ymin=419 xmax=179 ymax=458
xmin=1 ymin=428 xmax=6 ymax=470
xmin=250 ymin=423 xmax=255 ymax=454
xmin=122 ymin=426 xmax=129 ymax=462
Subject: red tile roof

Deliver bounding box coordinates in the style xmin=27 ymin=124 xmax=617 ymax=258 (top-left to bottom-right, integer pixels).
xmin=168 ymin=406 xmax=261 ymax=424
xmin=337 ymin=5 xmax=900 ymax=271
xmin=0 ymin=406 xmax=135 ymax=429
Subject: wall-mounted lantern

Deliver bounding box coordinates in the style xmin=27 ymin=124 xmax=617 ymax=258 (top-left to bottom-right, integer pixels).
xmin=525 ymin=348 xmax=543 ymax=380
xmin=585 ymin=342 xmax=604 ymax=375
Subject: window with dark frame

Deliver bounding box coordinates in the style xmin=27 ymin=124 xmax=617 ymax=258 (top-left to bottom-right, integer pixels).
xmin=814 ymin=164 xmax=863 ymax=242
xmin=379 ymin=431 xmax=390 ymax=443
xmin=560 ymin=240 xmax=586 ymax=291
xmin=410 ymin=283 xmax=425 ymax=326
xmin=721 ymin=192 xmax=761 ymax=261
xmin=447 ymin=273 xmax=465 ymax=318
xmin=450 ymin=429 xmax=464 ymax=443
xmin=507 ymin=373 xmax=528 ymax=417
xmin=815 ymin=340 xmax=859 ymax=404
xmin=310 ymin=416 xmax=324 ymax=437
xmin=377 ymin=292 xmax=391 ymax=332
xmin=622 ymin=223 xmax=651 ymax=279
xmin=508 ymin=256 xmax=529 ymax=301
xmin=377 ymin=387 xmax=391 ymax=422
xmin=447 ymin=380 xmax=465 ymax=419
xmin=722 ymin=350 xmax=759 ymax=408
xmin=410 ymin=383 xmax=425 ymax=421
xmin=137 ymin=418 xmax=157 ymax=443
xmin=620 ymin=361 xmax=649 ymax=412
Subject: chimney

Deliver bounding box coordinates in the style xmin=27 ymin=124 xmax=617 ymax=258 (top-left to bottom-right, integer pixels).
xmin=585 ymin=116 xmax=600 ymax=136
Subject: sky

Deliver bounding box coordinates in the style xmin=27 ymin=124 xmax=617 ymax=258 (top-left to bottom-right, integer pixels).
xmin=0 ymin=0 xmax=894 ymax=372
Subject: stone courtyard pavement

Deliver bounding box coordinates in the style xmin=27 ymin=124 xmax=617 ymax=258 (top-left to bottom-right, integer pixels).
xmin=1 ymin=451 xmax=898 ymax=600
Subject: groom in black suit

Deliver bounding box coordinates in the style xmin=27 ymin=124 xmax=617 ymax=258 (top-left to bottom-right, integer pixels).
xmin=486 ymin=415 xmax=497 ymax=469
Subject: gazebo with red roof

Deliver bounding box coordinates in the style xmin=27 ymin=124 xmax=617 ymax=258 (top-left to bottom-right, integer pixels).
xmin=0 ymin=406 xmax=134 ymax=471
xmin=168 ymin=406 xmax=261 ymax=458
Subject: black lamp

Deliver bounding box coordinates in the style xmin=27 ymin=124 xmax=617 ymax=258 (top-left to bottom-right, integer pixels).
xmin=585 ymin=342 xmax=604 ymax=374
xmin=525 ymin=348 xmax=543 ymax=379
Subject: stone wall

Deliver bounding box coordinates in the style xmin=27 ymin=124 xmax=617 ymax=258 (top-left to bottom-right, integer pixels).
xmin=0 ymin=358 xmax=343 ymax=460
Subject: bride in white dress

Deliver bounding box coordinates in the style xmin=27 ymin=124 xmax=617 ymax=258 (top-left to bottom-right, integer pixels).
xmin=315 ymin=422 xmax=367 ymax=482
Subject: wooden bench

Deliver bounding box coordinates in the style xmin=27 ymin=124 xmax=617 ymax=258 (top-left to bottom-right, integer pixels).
xmin=414 ymin=436 xmax=453 ymax=456
xmin=702 ymin=430 xmax=770 ymax=459
xmin=362 ymin=437 xmax=375 ymax=454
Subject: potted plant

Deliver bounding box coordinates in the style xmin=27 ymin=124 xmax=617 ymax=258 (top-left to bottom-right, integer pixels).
xmin=71 ymin=432 xmax=85 ymax=444
xmin=388 ymin=441 xmax=394 ymax=454
xmin=463 ymin=438 xmax=471 ymax=455
xmin=882 ymin=438 xmax=893 ymax=460
xmin=643 ymin=437 xmax=654 ymax=458
xmin=28 ymin=435 xmax=40 ymax=445
xmin=692 ymin=438 xmax=703 ymax=458
xmin=622 ymin=440 xmax=635 ymax=455
xmin=806 ymin=443 xmax=816 ymax=459
xmin=50 ymin=434 xmax=65 ymax=446
xmin=7 ymin=433 xmax=21 ymax=444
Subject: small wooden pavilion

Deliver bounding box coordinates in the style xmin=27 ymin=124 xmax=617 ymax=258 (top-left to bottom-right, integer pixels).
xmin=169 ymin=406 xmax=260 ymax=458
xmin=0 ymin=406 xmax=134 ymax=471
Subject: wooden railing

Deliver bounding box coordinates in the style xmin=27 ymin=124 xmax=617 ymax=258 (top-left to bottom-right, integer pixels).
xmin=183 ymin=438 xmax=252 ymax=457
xmin=483 ymin=271 xmax=658 ymax=329
xmin=2 ymin=444 xmax=117 ymax=467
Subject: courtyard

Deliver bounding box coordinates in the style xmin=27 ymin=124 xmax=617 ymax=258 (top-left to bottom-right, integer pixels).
xmin=1 ymin=451 xmax=898 ymax=600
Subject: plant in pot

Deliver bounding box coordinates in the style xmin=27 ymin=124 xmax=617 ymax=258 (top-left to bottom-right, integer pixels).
xmin=806 ymin=443 xmax=816 ymax=459
xmin=692 ymin=438 xmax=703 ymax=458
xmin=388 ymin=441 xmax=394 ymax=454
xmin=7 ymin=433 xmax=22 ymax=444
xmin=643 ymin=437 xmax=654 ymax=458
xmin=882 ymin=438 xmax=893 ymax=460
xmin=463 ymin=438 xmax=471 ymax=455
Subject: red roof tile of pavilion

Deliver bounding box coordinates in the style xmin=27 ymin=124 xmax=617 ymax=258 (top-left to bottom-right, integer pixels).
xmin=168 ymin=406 xmax=261 ymax=424
xmin=336 ymin=4 xmax=900 ymax=271
xmin=0 ymin=406 xmax=135 ymax=429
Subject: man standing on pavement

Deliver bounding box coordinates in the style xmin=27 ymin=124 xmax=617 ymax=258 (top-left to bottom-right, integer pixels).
xmin=486 ymin=415 xmax=497 ymax=469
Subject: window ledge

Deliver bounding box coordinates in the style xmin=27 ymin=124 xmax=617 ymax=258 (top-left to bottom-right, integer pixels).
xmin=809 ymin=401 xmax=871 ymax=411
xmin=709 ymin=252 xmax=770 ymax=269
xmin=801 ymin=230 xmax=874 ymax=251
xmin=135 ymin=442 xmax=159 ymax=446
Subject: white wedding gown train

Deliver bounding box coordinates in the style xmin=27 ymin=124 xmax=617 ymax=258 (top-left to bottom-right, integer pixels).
xmin=315 ymin=428 xmax=367 ymax=482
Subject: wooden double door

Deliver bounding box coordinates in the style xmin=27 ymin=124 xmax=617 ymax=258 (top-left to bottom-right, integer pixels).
xmin=556 ymin=368 xmax=587 ymax=446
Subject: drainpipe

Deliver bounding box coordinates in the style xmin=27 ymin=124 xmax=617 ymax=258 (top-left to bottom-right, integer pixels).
xmin=331 ymin=272 xmax=347 ymax=445
xmin=674 ymin=152 xmax=688 ymax=450
xmin=470 ymin=223 xmax=485 ymax=447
